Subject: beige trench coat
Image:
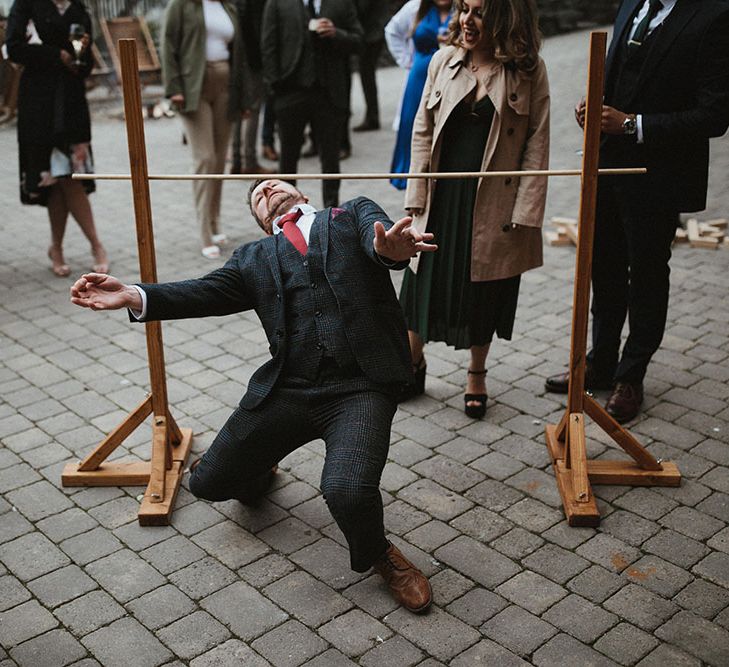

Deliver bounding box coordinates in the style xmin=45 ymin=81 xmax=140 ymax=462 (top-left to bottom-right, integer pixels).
xmin=405 ymin=45 xmax=550 ymax=281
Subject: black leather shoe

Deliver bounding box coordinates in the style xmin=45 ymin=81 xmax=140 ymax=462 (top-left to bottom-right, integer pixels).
xmin=545 ymin=367 xmax=613 ymax=394
xmin=353 ymin=120 xmax=380 ymax=132
xmin=605 ymin=382 xmax=643 ymax=423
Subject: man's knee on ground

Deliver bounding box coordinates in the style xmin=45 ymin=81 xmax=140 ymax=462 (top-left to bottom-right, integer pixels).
xmin=321 ymin=479 xmax=381 ymax=518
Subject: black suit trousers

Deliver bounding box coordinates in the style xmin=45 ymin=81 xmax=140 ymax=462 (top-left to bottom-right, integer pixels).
xmin=274 ymin=87 xmax=347 ymax=207
xmin=588 ymin=178 xmax=678 ymax=384
xmin=189 ymin=376 xmax=395 ymax=572
xmin=357 ymin=38 xmax=383 ymax=125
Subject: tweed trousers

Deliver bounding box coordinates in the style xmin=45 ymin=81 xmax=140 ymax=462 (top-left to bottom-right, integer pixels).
xmin=189 ymin=375 xmax=396 ymax=571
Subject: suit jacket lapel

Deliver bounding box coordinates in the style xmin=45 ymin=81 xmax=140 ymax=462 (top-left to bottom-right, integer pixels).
xmin=315 ymin=209 xmax=330 ymax=266
xmin=632 ymin=0 xmax=699 ymax=96
xmin=263 ymin=236 xmax=285 ymax=297
xmin=606 ymin=0 xmax=643 ymax=79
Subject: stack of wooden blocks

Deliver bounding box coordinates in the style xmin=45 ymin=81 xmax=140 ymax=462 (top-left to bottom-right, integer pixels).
xmin=546 ymin=216 xmax=729 ymax=249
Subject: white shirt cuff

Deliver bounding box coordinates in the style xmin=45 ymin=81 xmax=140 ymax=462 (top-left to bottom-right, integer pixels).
xmin=129 ymin=285 xmax=148 ymax=320
xmin=636 ymin=114 xmax=644 ymax=144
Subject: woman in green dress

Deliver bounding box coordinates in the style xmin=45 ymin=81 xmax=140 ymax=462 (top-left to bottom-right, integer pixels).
xmin=401 ymin=0 xmax=550 ymax=417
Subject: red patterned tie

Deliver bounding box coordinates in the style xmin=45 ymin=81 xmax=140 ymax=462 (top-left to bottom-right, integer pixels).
xmin=276 ymin=209 xmax=308 ymax=255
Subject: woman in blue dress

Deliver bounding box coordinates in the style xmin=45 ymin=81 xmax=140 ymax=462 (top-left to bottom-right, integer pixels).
xmin=389 ymin=0 xmax=453 ymax=190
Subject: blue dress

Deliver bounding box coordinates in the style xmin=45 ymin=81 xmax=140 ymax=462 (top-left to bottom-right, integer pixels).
xmin=390 ymin=7 xmax=451 ymax=190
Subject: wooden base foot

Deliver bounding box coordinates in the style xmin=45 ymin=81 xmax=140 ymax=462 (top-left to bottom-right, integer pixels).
xmin=62 ymin=460 xmax=151 ymax=486
xmin=587 ymin=459 xmax=681 ymax=486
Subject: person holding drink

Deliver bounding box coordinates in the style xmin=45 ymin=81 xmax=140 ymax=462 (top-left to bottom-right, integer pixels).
xmin=399 ymin=0 xmax=549 ymax=417
xmin=5 ymin=0 xmax=109 ymax=277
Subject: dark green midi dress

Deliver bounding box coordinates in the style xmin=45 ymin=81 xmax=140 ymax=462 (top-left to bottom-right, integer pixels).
xmin=399 ymin=95 xmax=521 ymax=350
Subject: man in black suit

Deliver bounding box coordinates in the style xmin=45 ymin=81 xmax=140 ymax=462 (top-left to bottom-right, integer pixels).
xmin=70 ymin=179 xmax=436 ymax=613
xmin=546 ymin=0 xmax=729 ymax=422
xmin=352 ymin=0 xmax=389 ymax=131
xmin=261 ymin=0 xmax=362 ymax=207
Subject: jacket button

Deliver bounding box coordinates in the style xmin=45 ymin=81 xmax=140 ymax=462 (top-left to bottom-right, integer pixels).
xmin=315 ymin=311 xmax=322 ymax=318
xmin=275 ymin=293 xmax=281 ymax=300
xmin=302 ymin=261 xmax=308 ymax=267
xmin=435 ymin=90 xmax=441 ymax=97
xmin=509 ymin=93 xmax=517 ymax=101
xmin=310 ymin=282 xmax=317 ymax=289
xmin=501 ymin=223 xmax=511 ymax=232
xmin=507 ymin=127 xmax=514 ymax=136
xmin=505 ymin=177 xmax=512 ymax=185
xmin=316 ymin=343 xmax=323 ymax=350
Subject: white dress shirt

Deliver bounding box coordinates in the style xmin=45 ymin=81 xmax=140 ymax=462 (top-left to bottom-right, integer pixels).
xmin=272 ymin=203 xmax=318 ymax=244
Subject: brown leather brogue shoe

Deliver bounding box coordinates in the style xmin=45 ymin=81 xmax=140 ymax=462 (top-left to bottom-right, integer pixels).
xmin=373 ymin=543 xmax=432 ymax=613
xmin=605 ymin=381 xmax=643 ymax=423
xmin=544 ymin=366 xmax=614 ymax=394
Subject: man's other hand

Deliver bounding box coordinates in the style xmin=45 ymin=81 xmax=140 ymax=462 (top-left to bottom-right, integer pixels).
xmin=316 ymin=18 xmax=337 ymax=37
xmin=373 ymin=216 xmax=437 ymax=263
xmin=70 ymin=273 xmax=141 ymax=311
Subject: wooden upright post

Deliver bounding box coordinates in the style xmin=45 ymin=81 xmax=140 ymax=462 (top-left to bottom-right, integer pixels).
xmin=62 ymin=39 xmax=193 ymax=525
xmin=544 ymin=32 xmax=680 ymax=526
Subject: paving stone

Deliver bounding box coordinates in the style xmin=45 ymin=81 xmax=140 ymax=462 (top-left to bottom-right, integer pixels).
xmin=396 ymin=479 xmax=473 ymax=522
xmin=613 ymin=487 xmax=679 ymax=521
xmin=85 ymin=549 xmax=166 ymax=603
xmin=60 ymin=526 xmax=123 ymax=566
xmin=522 ymin=543 xmax=590 ymax=584
xmin=54 ymin=590 xmax=126 ymax=636
xmin=636 ymin=642 xmax=702 ymax=667
xmin=449 ymin=506 xmax=513 ymax=542
xmin=290 ymin=496 xmax=335 ymax=529
xmin=436 ymin=436 xmax=491 ymax=465
xmin=189 ymin=639 xmax=270 ymax=667
xmin=491 ymin=527 xmax=545 ymax=559
xmin=200 ymin=581 xmax=288 ymax=641
xmin=430 ymin=568 xmax=474 ymax=606
xmin=170 ymin=501 xmax=225 ymax=536
xmin=532 ymin=633 xmax=617 ymax=667
xmin=659 ymin=505 xmax=726 ymax=542
xmin=0 ymin=600 xmax=58 ymax=647
xmin=697 ymin=491 xmax=729 ymax=522
xmin=384 ymin=606 xmax=480 ymax=662
xmin=622 ymin=554 xmax=694 ymax=598
xmin=464 ymin=479 xmax=524 ymax=512
xmin=542 ymin=593 xmax=618 ymax=643
xmin=342 ymin=574 xmax=399 ymax=619
xmin=410 ymin=455 xmax=485 ymax=493
xmin=502 ymin=498 xmax=563 ymax=533
xmin=257 ymin=517 xmax=320 ymax=555
xmin=168 ymin=556 xmax=238 ymax=600
xmin=495 ymin=571 xmax=567 ymax=615
xmin=140 ymin=535 xmax=207 ymax=575
xmin=471 ymin=451 xmax=525 ymax=481
xmin=127 ymin=584 xmax=197 ymax=631
xmin=383 ymin=500 xmax=430 ymax=534
xmin=576 ymin=533 xmax=642 ymax=573
xmin=264 ymin=571 xmax=352 ymax=627
xmin=656 ymin=610 xmax=729 ymax=667
xmin=542 ymin=522 xmax=595 ymax=550
xmin=642 ymin=529 xmax=710 ymax=569
xmin=435 ymin=536 xmax=520 ymax=588
xmin=0 ymin=464 xmax=41 ymax=494
xmin=0 ymin=510 xmax=34 ymax=545
xmin=700 ymin=466 xmax=729 ymax=494
xmin=601 ymin=510 xmax=661 ymax=547
xmin=566 ymin=564 xmax=626 ymax=604
xmin=603 ymin=584 xmax=679 ymax=631
xmin=359 ymin=635 xmax=423 ymax=667
xmin=597 ymin=623 xmax=662 ymax=666
xmin=709 ymin=526 xmax=729 ymax=554
xmin=87 ymin=496 xmax=140 ymax=529
xmin=392 ymin=416 xmax=454 ymax=448
xmin=450 ymin=639 xmax=529 ymax=667
xmin=693 ymin=551 xmax=729 ymax=589
xmin=289 ymin=538 xmax=366 ymax=590
xmin=318 ymin=609 xmax=392 ymax=657
xmin=82 ymin=617 xmax=172 ymax=667
xmin=481 ymin=605 xmax=557 ymax=657
xmin=404 ymin=520 xmax=460 ymax=553
xmin=0 ymin=532 xmax=70 ymax=581
xmin=301 ymin=648 xmax=357 ymax=666
xmin=446 ymin=587 xmax=508 ymax=626
xmin=674 ymin=577 xmax=729 ymax=619
xmin=36 ymin=508 xmax=98 ymax=543
xmin=9 ymin=628 xmax=86 ymax=667
xmin=112 ymin=522 xmax=177 ymax=551
xmin=267 ymin=480 xmax=320 ymax=510
xmin=27 ymin=564 xmax=97 ymax=608
xmin=0 ymin=575 xmax=31 ymax=612
xmin=505 ymin=468 xmax=563 ymax=508
xmin=387 ymin=439 xmax=433 ymax=467
xmin=156 ymin=610 xmax=232 ymax=661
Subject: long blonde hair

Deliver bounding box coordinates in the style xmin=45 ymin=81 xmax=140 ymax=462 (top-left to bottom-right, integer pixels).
xmin=447 ymin=0 xmax=541 ymax=72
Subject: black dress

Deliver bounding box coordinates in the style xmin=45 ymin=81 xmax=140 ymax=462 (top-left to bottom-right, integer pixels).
xmin=5 ymin=0 xmax=95 ymax=206
xmin=400 ymin=95 xmax=521 ymax=349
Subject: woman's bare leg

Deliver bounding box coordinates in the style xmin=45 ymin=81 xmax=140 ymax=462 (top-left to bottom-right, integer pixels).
xmin=47 ymin=183 xmax=70 ymax=277
xmin=408 ymin=330 xmax=424 ymax=366
xmin=59 ymin=178 xmax=108 ymax=271
xmin=466 ymin=344 xmax=490 ymax=408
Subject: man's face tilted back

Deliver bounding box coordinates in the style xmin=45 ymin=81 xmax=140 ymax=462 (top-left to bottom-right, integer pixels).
xmin=250 ymin=179 xmax=309 ymax=234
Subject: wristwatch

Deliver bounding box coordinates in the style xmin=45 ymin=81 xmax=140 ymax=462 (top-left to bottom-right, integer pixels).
xmin=622 ymin=114 xmax=637 ymax=135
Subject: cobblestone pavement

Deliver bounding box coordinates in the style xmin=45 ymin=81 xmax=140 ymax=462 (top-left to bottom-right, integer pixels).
xmin=2 ymin=27 xmax=729 ymax=667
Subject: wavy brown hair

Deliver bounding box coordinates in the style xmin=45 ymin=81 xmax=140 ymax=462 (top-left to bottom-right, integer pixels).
xmin=447 ymin=0 xmax=542 ymax=72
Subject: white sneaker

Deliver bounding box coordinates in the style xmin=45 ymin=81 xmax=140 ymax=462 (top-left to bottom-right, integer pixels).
xmin=201 ymin=245 xmax=221 ymax=259
xmin=211 ymin=233 xmax=228 ymax=246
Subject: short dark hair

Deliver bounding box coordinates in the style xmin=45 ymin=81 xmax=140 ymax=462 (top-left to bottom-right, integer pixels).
xmin=247 ymin=178 xmax=267 ymax=228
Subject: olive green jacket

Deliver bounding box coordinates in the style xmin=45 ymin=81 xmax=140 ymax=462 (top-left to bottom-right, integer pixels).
xmin=162 ymin=0 xmax=252 ymax=117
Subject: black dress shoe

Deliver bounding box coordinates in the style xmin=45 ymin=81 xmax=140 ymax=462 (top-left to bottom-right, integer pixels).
xmin=545 ymin=367 xmax=613 ymax=394
xmin=605 ymin=382 xmax=643 ymax=423
xmin=353 ymin=120 xmax=380 ymax=132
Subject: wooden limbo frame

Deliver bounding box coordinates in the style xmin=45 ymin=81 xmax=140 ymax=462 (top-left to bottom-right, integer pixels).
xmin=62 ymin=33 xmax=680 ymax=526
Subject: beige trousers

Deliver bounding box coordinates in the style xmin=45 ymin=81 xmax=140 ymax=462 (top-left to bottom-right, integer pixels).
xmin=180 ymin=61 xmax=232 ymax=248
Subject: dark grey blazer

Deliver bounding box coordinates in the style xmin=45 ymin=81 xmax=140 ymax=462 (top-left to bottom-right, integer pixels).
xmin=139 ymin=197 xmax=412 ymax=408
xmin=603 ymin=0 xmax=729 ymax=212
xmin=260 ymin=0 xmax=362 ymax=106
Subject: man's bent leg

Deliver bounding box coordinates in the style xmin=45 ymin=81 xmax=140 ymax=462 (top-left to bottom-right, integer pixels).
xmin=190 ymin=388 xmax=316 ymax=504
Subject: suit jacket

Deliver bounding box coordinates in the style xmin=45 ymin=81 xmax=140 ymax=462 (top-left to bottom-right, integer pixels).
xmin=138 ymin=197 xmax=412 ymax=408
xmin=603 ymin=0 xmax=729 ymax=212
xmin=260 ymin=0 xmax=362 ymax=105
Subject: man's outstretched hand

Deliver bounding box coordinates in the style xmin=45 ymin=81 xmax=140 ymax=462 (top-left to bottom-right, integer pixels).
xmin=70 ymin=273 xmax=141 ymax=312
xmin=373 ymin=216 xmax=437 ymax=263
